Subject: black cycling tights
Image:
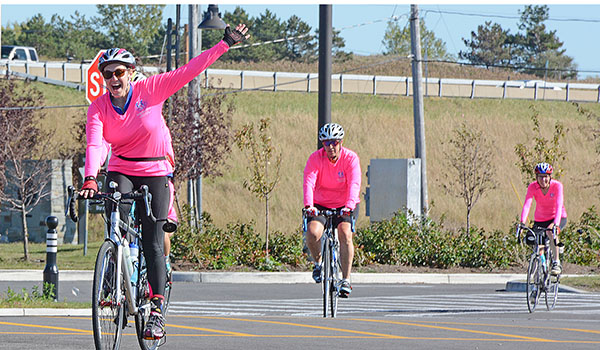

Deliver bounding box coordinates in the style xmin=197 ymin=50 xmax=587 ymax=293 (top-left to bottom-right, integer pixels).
xmin=106 ymin=172 xmax=170 ymax=297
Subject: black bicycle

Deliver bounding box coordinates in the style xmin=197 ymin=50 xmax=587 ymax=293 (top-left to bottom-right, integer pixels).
xmin=303 ymin=208 xmax=354 ymax=318
xmin=517 ymin=223 xmax=560 ymax=313
xmin=67 ymin=183 xmax=172 ymax=350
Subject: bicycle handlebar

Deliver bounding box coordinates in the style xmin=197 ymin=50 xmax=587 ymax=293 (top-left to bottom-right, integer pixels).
xmin=66 ymin=185 xmax=155 ymax=223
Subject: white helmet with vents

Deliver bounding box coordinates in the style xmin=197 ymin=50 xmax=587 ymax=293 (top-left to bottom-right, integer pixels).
xmin=318 ymin=123 xmax=345 ymax=141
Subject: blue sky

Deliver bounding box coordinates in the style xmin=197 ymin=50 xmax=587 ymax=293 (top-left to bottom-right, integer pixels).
xmin=2 ymin=3 xmax=600 ymax=78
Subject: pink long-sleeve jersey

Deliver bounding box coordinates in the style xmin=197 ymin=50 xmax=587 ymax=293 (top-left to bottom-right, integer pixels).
xmin=303 ymin=147 xmax=361 ymax=210
xmin=84 ymin=41 xmax=229 ymax=178
xmin=520 ymin=179 xmax=567 ymax=226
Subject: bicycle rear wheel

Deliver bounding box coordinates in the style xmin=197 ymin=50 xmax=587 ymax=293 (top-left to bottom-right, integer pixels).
xmin=322 ymin=239 xmax=331 ymax=318
xmin=92 ymin=241 xmax=124 ymax=350
xmin=135 ymin=255 xmax=171 ymax=350
xmin=330 ymin=243 xmax=341 ymax=318
xmin=526 ymin=254 xmax=541 ymax=313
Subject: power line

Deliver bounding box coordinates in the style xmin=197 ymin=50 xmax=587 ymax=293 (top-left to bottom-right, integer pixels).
xmin=0 ymin=104 xmax=87 ymax=111
xmin=423 ymin=9 xmax=600 ymax=23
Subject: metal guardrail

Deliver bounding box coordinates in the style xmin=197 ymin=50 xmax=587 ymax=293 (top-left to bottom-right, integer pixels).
xmin=2 ymin=60 xmax=600 ymax=103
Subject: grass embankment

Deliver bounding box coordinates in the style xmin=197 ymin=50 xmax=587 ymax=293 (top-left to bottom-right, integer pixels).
xmin=30 ymin=80 xmax=600 ymax=234
xmin=561 ymin=276 xmax=600 ymax=292
xmin=0 ymin=241 xmax=101 ymax=270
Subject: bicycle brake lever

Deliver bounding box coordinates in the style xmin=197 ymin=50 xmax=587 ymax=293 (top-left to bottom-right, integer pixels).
xmin=140 ymin=185 xmax=151 ymax=218
xmin=66 ymin=186 xmax=78 ymax=222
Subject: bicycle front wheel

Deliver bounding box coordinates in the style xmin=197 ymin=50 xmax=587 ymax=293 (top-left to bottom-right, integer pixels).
xmin=330 ymin=244 xmax=341 ymax=318
xmin=92 ymin=240 xmax=124 ymax=350
xmin=526 ymin=254 xmax=541 ymax=313
xmin=322 ymin=239 xmax=331 ymax=318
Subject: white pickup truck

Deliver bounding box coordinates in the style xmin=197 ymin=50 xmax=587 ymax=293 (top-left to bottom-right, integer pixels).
xmin=1 ymin=45 xmax=39 ymax=62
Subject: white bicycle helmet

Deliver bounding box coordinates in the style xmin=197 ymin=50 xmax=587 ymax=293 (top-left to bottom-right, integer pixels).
xmin=130 ymin=71 xmax=146 ymax=83
xmin=98 ymin=48 xmax=136 ymax=72
xmin=318 ymin=123 xmax=345 ymax=141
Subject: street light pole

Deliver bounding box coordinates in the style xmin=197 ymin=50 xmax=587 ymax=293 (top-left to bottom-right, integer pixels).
xmin=318 ymin=4 xmax=332 ymax=149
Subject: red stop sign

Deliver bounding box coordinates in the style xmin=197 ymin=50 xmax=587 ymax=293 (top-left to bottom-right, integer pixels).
xmin=86 ymin=50 xmax=107 ymax=104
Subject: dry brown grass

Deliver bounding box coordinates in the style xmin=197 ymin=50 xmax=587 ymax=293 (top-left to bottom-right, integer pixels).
xmin=25 ymin=68 xmax=600 ymax=237
xmin=201 ymin=91 xmax=600 ymax=235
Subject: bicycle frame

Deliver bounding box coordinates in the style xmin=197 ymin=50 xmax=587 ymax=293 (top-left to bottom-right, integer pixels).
xmin=68 ymin=183 xmax=153 ymax=316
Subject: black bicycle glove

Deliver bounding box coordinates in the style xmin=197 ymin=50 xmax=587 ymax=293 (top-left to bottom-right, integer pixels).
xmin=223 ymin=26 xmax=246 ymax=47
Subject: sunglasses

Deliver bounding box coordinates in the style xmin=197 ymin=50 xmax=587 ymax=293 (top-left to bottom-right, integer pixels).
xmin=102 ymin=68 xmax=127 ymax=80
xmin=322 ymin=140 xmax=341 ymax=147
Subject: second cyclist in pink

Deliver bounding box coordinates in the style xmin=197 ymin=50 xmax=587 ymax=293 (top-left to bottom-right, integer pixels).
xmin=303 ymin=123 xmax=361 ymax=298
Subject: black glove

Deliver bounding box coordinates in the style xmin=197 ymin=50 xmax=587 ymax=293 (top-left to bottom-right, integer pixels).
xmin=223 ymin=25 xmax=247 ymax=47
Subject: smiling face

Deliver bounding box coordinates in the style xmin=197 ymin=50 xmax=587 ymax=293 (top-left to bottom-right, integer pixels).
xmin=102 ymin=63 xmax=131 ymax=99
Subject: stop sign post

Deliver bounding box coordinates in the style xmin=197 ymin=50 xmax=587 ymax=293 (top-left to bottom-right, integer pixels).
xmin=86 ymin=50 xmax=107 ymax=104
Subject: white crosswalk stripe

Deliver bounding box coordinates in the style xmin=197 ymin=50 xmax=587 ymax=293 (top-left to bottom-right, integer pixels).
xmin=168 ymin=292 xmax=600 ymax=317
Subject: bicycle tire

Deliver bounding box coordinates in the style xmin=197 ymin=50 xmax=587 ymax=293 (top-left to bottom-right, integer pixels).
xmin=330 ymin=242 xmax=340 ymax=318
xmin=322 ymin=237 xmax=331 ymax=318
xmin=545 ymin=250 xmax=559 ymax=310
xmin=135 ymin=255 xmax=168 ymax=350
xmin=526 ymin=254 xmax=541 ymax=313
xmin=92 ymin=240 xmax=124 ymax=350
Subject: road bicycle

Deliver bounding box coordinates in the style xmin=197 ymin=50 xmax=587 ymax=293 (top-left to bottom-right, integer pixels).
xmin=303 ymin=208 xmax=354 ymax=318
xmin=517 ymin=223 xmax=560 ymax=313
xmin=67 ymin=182 xmax=173 ymax=350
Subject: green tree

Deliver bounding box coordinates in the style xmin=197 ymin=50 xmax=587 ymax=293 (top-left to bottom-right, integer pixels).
xmin=234 ymin=118 xmax=282 ymax=259
xmin=0 ymin=79 xmax=53 ymax=261
xmin=51 ymin=12 xmax=109 ymax=61
xmin=441 ymin=122 xmax=497 ymax=232
xmin=94 ymin=5 xmax=165 ymax=58
xmin=514 ymin=105 xmax=567 ymax=185
xmin=18 ymin=14 xmax=58 ymax=58
xmin=513 ymin=5 xmax=577 ymax=78
xmin=460 ymin=21 xmax=512 ymax=69
xmin=382 ymin=18 xmax=452 ymax=60
xmin=285 ymin=15 xmax=316 ymax=62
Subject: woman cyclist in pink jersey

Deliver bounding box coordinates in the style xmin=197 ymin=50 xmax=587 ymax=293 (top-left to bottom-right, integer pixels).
xmin=520 ymin=162 xmax=567 ymax=276
xmin=303 ymin=123 xmax=361 ymax=298
xmin=79 ymin=24 xmax=249 ymax=340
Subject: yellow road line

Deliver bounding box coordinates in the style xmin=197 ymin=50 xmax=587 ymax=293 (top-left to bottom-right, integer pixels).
xmin=350 ymin=318 xmax=551 ymax=342
xmin=403 ymin=320 xmax=600 ymax=335
xmin=0 ymin=321 xmax=91 ymax=334
xmin=167 ymin=323 xmax=256 ymax=336
xmin=177 ymin=316 xmax=401 ymax=338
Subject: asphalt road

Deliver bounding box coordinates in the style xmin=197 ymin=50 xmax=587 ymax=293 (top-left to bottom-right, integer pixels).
xmin=1 ymin=282 xmax=600 ymax=349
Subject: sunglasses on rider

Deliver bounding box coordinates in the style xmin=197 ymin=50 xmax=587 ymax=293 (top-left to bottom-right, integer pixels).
xmin=322 ymin=139 xmax=341 ymax=147
xmin=102 ymin=68 xmax=127 ymax=80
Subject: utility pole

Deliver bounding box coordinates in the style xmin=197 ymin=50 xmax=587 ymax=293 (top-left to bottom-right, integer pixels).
xmin=188 ymin=4 xmax=202 ymax=225
xmin=317 ymin=4 xmax=332 ymax=149
xmin=410 ymin=4 xmax=428 ymax=215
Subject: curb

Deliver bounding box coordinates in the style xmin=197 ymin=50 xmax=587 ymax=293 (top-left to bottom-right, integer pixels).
xmin=1 ymin=269 xmax=528 ymax=284
xmin=505 ymin=280 xmax=588 ymax=294
xmin=0 ymin=308 xmax=91 ymax=317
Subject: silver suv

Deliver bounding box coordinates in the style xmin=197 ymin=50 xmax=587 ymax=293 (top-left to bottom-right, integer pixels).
xmin=1 ymin=45 xmax=39 ymax=62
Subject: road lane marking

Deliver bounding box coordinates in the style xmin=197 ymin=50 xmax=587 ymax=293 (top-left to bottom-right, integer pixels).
xmin=0 ymin=320 xmax=91 ymax=334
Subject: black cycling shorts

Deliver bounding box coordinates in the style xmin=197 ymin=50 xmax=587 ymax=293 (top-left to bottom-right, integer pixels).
xmin=306 ymin=203 xmax=358 ymax=228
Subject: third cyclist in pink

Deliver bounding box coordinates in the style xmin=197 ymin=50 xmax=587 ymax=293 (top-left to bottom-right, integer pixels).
xmin=520 ymin=162 xmax=567 ymax=276
xmin=303 ymin=123 xmax=361 ymax=297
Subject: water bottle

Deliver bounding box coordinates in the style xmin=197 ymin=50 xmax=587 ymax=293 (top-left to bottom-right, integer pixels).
xmin=129 ymin=240 xmax=139 ymax=285
xmin=122 ymin=239 xmax=133 ymax=279
xmin=540 ymin=252 xmax=547 ymax=272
